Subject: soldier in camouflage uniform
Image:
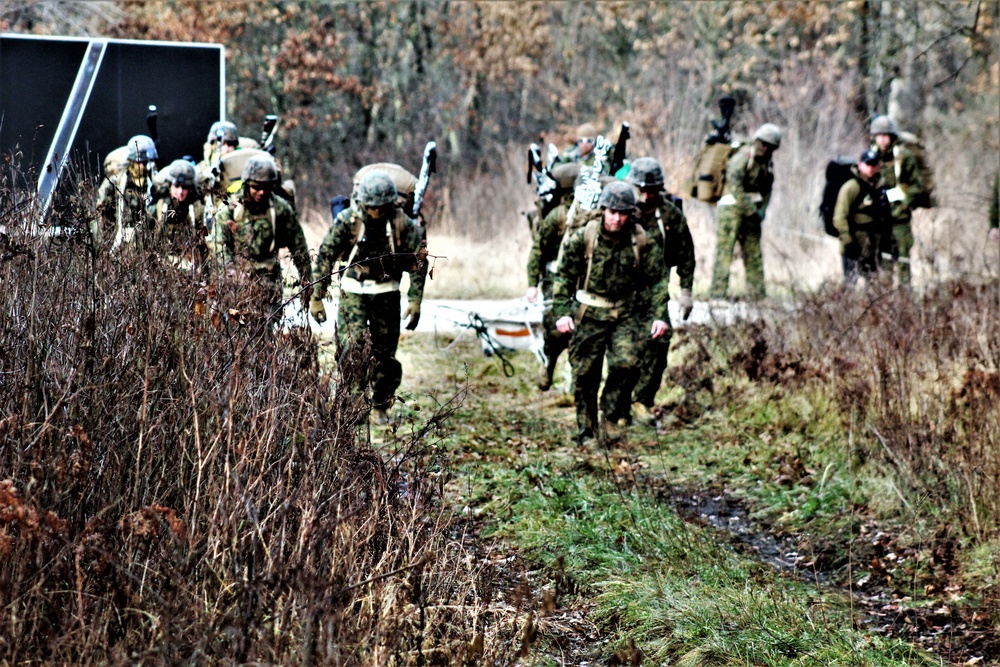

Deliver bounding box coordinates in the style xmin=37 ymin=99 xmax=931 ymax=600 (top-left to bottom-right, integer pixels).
xmin=148 ymin=159 xmax=208 ymax=267
xmin=625 ymin=158 xmax=696 ymax=425
xmin=870 ymin=115 xmax=925 ymax=287
xmin=555 ymin=122 xmax=599 ymax=167
xmin=311 ymin=171 xmax=427 ymax=425
xmin=94 ymin=134 xmax=157 ymax=249
xmin=832 ymin=149 xmax=886 ymax=286
xmin=526 ymin=163 xmax=580 ymax=390
xmin=709 ymin=123 xmax=780 ymax=300
xmin=553 ymin=181 xmax=670 ymax=446
xmin=209 ymin=153 xmax=312 ymax=317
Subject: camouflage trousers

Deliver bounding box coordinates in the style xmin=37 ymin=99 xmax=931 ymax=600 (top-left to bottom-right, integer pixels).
xmin=880 ymin=221 xmax=913 ymax=287
xmin=631 ymin=326 xmax=673 ymax=408
xmin=337 ymin=290 xmax=403 ymax=410
xmin=568 ymin=314 xmax=645 ymax=439
xmin=710 ymin=206 xmax=765 ymax=299
xmin=541 ymin=276 xmax=571 ymax=378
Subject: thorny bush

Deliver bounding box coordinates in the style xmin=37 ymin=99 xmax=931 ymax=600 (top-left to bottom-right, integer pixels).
xmin=0 ymin=182 xmax=506 ymax=665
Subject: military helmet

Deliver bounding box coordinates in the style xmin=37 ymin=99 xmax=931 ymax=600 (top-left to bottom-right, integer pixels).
xmin=598 ymin=181 xmax=636 ymax=212
xmin=241 ymin=153 xmax=280 ymax=185
xmin=356 ymin=171 xmax=398 ymax=208
xmin=126 ymin=135 xmax=158 ymax=163
xmin=625 ymin=157 xmax=665 ymax=189
xmin=206 ymin=121 xmax=223 ymax=143
xmin=870 ymin=115 xmax=899 ymax=137
xmin=166 ymin=159 xmax=197 ymax=187
xmin=576 ymin=122 xmax=598 ymax=139
xmin=753 ymin=123 xmax=782 ymax=149
xmin=215 ymin=121 xmax=239 ymax=144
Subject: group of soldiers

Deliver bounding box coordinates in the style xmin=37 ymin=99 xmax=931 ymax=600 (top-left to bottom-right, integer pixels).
xmin=521 ymin=109 xmax=980 ymax=446
xmin=524 ymin=121 xmax=779 ymax=446
xmin=94 ymin=121 xmax=427 ymax=426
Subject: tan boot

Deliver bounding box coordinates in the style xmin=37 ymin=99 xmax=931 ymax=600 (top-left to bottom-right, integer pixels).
xmin=632 ymin=402 xmax=655 ymax=427
xmin=601 ymin=419 xmax=623 ymax=444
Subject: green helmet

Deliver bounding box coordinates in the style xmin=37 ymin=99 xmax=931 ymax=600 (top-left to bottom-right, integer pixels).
xmin=357 ymin=171 xmax=398 ymax=208
xmin=598 ymin=181 xmax=636 ymax=212
xmin=214 ymin=121 xmax=239 ymax=144
xmin=206 ymin=121 xmax=224 ymax=143
xmin=241 ymin=154 xmax=279 ymax=185
xmin=625 ymin=157 xmax=664 ymax=189
xmin=126 ymin=135 xmax=158 ymax=163
xmin=753 ymin=123 xmax=782 ymax=148
xmin=870 ymin=115 xmax=899 ymax=136
xmin=166 ymin=159 xmax=196 ymax=188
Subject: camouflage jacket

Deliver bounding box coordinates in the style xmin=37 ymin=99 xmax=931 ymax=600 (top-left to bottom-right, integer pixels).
xmin=527 ymin=201 xmax=569 ymax=287
xmin=210 ymin=193 xmax=311 ymax=282
xmin=553 ymin=219 xmax=668 ymax=323
xmin=874 ymin=142 xmax=924 ymax=222
xmin=314 ymin=205 xmax=426 ymax=303
xmin=721 ymin=145 xmax=774 ymax=219
xmin=554 ymin=145 xmax=597 ymax=168
xmin=633 ymin=196 xmax=695 ymax=291
xmin=148 ymin=195 xmax=207 ymax=255
xmin=95 ymin=171 xmax=154 ymax=237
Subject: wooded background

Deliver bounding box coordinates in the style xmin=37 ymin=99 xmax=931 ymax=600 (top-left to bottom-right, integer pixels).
xmin=4 ymin=1 xmax=998 ymax=286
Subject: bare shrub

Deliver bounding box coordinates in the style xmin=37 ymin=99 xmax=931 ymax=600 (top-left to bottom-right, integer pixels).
xmin=0 ymin=179 xmax=518 ymax=664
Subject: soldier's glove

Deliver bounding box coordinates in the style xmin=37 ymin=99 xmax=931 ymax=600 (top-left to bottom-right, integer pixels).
xmin=309 ymin=296 xmax=327 ymax=324
xmin=403 ymin=301 xmax=421 ymax=331
xmin=679 ymin=288 xmax=694 ymax=321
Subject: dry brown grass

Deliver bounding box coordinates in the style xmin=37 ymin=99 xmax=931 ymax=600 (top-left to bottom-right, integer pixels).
xmin=0 ymin=179 xmax=526 ymax=664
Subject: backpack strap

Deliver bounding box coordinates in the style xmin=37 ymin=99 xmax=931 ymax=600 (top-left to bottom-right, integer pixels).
xmin=582 ymin=217 xmax=646 ymax=292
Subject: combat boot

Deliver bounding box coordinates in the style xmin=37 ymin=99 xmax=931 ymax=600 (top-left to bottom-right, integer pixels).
xmin=537 ymin=364 xmax=553 ymax=391
xmin=601 ymin=419 xmax=624 ymax=445
xmin=632 ymin=402 xmax=655 ymax=427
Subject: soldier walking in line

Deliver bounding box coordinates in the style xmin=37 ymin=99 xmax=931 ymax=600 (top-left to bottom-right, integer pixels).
xmin=553 ymin=181 xmax=670 ymax=447
xmin=870 ymin=115 xmax=925 ymax=288
xmin=709 ymin=123 xmax=780 ymax=300
xmin=148 ymin=159 xmax=208 ymax=268
xmin=625 ymin=157 xmax=695 ymax=426
xmin=94 ymin=134 xmax=158 ymax=248
xmin=832 ymin=149 xmax=887 ymax=286
xmin=209 ymin=153 xmax=312 ymax=318
xmin=555 ymin=122 xmax=599 ymax=167
xmin=526 ymin=163 xmax=580 ymax=390
xmin=311 ymin=170 xmax=427 ymax=425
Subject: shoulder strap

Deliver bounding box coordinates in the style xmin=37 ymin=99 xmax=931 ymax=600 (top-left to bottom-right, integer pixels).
xmin=582 ymin=218 xmax=600 ymax=292
xmin=631 ymin=225 xmax=646 ymax=267
xmin=344 ymin=211 xmax=366 ymax=268
xmin=892 ymin=144 xmax=902 ymax=186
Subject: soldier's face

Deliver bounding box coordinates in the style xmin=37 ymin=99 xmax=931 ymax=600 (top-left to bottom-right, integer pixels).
xmin=221 ymin=141 xmax=238 ymax=155
xmin=603 ymin=208 xmax=630 ymax=234
xmin=246 ymin=182 xmax=270 ymax=204
xmin=859 ymin=162 xmax=880 ymax=179
xmin=577 ymin=137 xmax=594 ymax=157
xmin=637 ymin=186 xmax=660 ymax=209
xmin=170 ymin=183 xmax=192 ymax=202
xmin=365 ymin=204 xmax=392 ymax=220
xmin=754 ymin=140 xmax=776 ymax=160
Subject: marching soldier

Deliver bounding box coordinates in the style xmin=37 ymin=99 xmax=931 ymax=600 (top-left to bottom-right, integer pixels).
xmin=709 ymin=123 xmax=780 ymax=300
xmin=870 ymin=115 xmax=925 ymax=287
xmin=555 ymin=122 xmax=599 ymax=167
xmin=526 ymin=163 xmax=579 ymax=390
xmin=311 ymin=170 xmax=427 ymax=425
xmin=148 ymin=159 xmax=208 ymax=268
xmin=625 ymin=157 xmax=695 ymax=425
xmin=94 ymin=134 xmax=157 ymax=248
xmin=209 ymin=153 xmax=312 ymax=318
xmin=553 ymin=181 xmax=670 ymax=446
xmin=832 ymin=149 xmax=886 ymax=285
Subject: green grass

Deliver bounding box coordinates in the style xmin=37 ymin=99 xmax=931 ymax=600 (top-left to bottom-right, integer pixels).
xmin=394 ymin=333 xmax=941 ymax=665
